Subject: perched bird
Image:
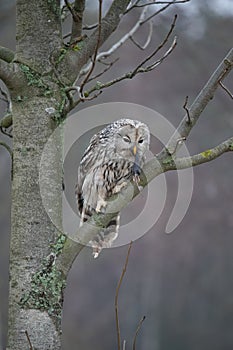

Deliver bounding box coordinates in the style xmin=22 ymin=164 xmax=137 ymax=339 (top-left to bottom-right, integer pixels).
xmin=75 ymin=118 xmax=150 ymax=258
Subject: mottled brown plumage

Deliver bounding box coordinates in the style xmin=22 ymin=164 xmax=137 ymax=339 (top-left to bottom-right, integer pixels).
xmin=75 ymin=118 xmax=150 ymax=258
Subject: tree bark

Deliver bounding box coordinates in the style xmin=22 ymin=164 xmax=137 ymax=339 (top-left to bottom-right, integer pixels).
xmin=7 ymin=91 xmax=64 ymax=349
xmin=7 ymin=1 xmax=64 ymax=348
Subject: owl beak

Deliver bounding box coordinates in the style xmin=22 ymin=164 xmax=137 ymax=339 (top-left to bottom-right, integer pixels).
xmin=132 ymin=145 xmax=137 ymax=156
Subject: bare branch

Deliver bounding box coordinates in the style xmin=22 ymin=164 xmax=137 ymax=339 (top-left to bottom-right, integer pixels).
xmin=171 ymin=137 xmax=233 ymax=169
xmin=131 ymin=14 xmax=177 ymax=73
xmin=69 ymin=0 xmax=86 ymax=43
xmin=126 ymin=0 xmax=190 ymax=13
xmin=87 ymin=58 xmax=119 ymax=83
xmin=0 ymin=46 xmax=14 ymax=63
xmin=133 ymin=316 xmax=146 ymax=350
xmin=115 ymin=242 xmax=133 ymax=350
xmin=79 ymin=0 xmax=103 ymax=97
xmin=80 ymin=7 xmax=149 ymax=77
xmin=130 ymin=20 xmax=153 ymax=50
xmin=25 ymin=330 xmax=33 ymax=350
xmin=69 ymin=18 xmax=177 ymax=108
xmin=64 ymin=0 xmax=78 ymax=20
xmin=56 ymin=50 xmax=233 ymax=274
xmin=158 ymin=48 xmax=233 ymax=157
xmin=83 ymin=23 xmax=98 ymax=30
xmin=219 ymin=80 xmax=233 ymax=99
xmin=62 ymin=133 xmax=233 ymax=264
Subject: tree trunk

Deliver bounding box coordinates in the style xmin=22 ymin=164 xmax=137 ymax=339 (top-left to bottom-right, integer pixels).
xmin=6 ymin=1 xmax=64 ymax=348
xmin=7 ymin=93 xmax=63 ymax=349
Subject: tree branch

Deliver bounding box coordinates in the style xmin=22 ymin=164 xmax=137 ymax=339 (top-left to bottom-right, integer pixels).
xmin=125 ymin=0 xmax=190 ymax=14
xmin=219 ymin=80 xmax=233 ymax=99
xmin=55 ymin=48 xmax=233 ymax=275
xmin=115 ymin=242 xmax=133 ymax=350
xmin=133 ymin=316 xmax=146 ymax=350
xmin=60 ymin=0 xmax=131 ymax=84
xmin=158 ymin=48 xmax=233 ymax=158
xmin=80 ymin=7 xmax=149 ymax=77
xmin=65 ymin=0 xmax=86 ymax=43
xmin=169 ymin=137 xmax=233 ymax=170
xmin=79 ymin=0 xmax=102 ymax=97
xmin=66 ymin=16 xmax=177 ymax=111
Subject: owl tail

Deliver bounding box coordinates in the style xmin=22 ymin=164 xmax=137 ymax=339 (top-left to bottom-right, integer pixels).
xmin=90 ymin=214 xmax=120 ymax=258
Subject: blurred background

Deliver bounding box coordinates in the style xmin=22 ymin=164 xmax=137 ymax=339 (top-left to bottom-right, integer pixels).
xmin=1 ymin=0 xmax=233 ymax=349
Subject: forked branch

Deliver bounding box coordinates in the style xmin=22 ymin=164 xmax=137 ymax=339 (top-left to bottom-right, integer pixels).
xmin=64 ymin=0 xmax=86 ymax=43
xmin=157 ymin=48 xmax=233 ymax=157
xmin=125 ymin=0 xmax=190 ymax=14
xmin=66 ymin=15 xmax=177 ymax=111
xmin=56 ymin=47 xmax=233 ymax=276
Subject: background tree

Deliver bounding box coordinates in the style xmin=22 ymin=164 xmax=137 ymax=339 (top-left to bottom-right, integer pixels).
xmin=0 ymin=1 xmax=233 ymax=349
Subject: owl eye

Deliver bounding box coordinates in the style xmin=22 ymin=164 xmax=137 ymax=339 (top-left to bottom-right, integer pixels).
xmin=138 ymin=138 xmax=144 ymax=144
xmin=122 ymin=135 xmax=131 ymax=143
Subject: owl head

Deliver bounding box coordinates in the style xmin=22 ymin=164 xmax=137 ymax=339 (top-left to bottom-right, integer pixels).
xmin=108 ymin=118 xmax=150 ymax=167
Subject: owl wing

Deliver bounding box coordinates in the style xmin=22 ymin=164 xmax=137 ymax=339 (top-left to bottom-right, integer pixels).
xmin=75 ymin=132 xmax=102 ymax=215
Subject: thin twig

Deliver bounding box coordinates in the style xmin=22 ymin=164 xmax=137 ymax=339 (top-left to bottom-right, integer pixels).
xmin=83 ymin=23 xmax=98 ymax=30
xmin=183 ymin=95 xmax=191 ymax=124
xmin=131 ymin=15 xmax=177 ymax=75
xmin=115 ymin=242 xmax=133 ymax=350
xmin=130 ymin=20 xmax=153 ymax=50
xmin=158 ymin=48 xmax=233 ymax=157
xmin=25 ymin=330 xmax=34 ymax=350
xmin=79 ymin=7 xmax=148 ymax=77
xmin=170 ymin=136 xmax=186 ymax=155
xmin=68 ymin=16 xmax=177 ymax=110
xmin=57 ymin=49 xmax=233 ymax=274
xmin=126 ymin=0 xmax=190 ymax=13
xmin=132 ymin=316 xmax=146 ymax=350
xmin=219 ymin=80 xmax=233 ymax=99
xmin=87 ymin=58 xmax=119 ymax=83
xmin=64 ymin=0 xmax=78 ymax=21
xmin=79 ymin=0 xmax=103 ymax=97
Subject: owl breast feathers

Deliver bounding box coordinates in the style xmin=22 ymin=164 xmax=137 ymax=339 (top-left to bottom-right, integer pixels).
xmin=75 ymin=118 xmax=150 ymax=258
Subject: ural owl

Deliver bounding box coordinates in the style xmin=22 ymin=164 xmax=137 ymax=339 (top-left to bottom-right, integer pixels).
xmin=75 ymin=118 xmax=150 ymax=258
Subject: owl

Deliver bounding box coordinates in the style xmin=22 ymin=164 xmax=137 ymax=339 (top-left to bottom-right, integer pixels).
xmin=75 ymin=118 xmax=150 ymax=258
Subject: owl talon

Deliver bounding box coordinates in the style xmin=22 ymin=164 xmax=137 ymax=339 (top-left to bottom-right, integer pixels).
xmin=95 ymin=197 xmax=107 ymax=213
